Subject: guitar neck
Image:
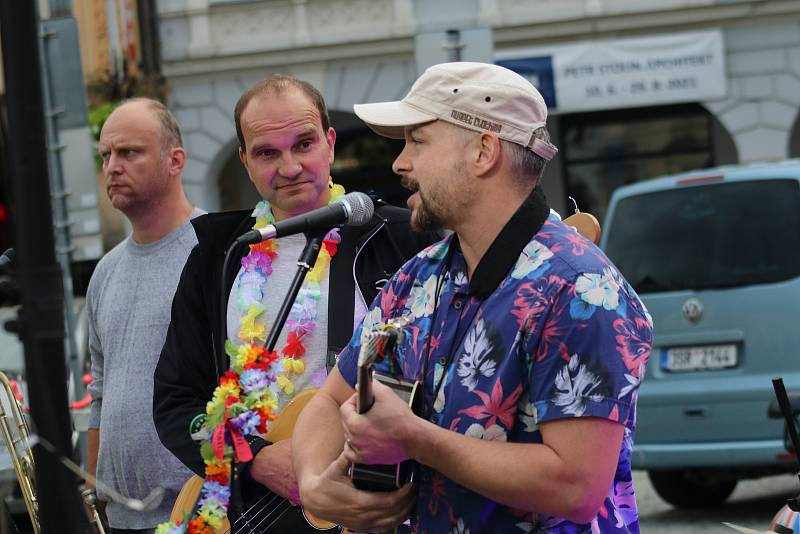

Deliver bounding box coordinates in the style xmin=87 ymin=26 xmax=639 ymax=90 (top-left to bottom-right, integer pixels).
xmin=354 ymin=318 xmax=407 ymax=416
xmin=356 ymin=364 xmax=374 ymax=414
xmin=356 ymin=332 xmax=379 ymax=415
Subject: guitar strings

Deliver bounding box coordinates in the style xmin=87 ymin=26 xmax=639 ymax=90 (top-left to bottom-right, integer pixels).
xmin=248 ymin=500 xmax=295 ymax=532
xmin=233 ymin=493 xmax=282 ymax=531
xmin=235 ymin=497 xmax=294 ymax=533
xmin=232 ymin=491 xmax=293 ymax=533
xmin=233 ymin=490 xmax=282 ymax=525
xmin=233 ymin=492 xmax=282 ymax=528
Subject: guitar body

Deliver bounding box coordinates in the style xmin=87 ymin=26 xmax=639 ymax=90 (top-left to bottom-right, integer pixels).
xmin=232 ymin=482 xmax=338 ymax=534
xmin=171 ymin=476 xmax=231 ymax=532
xmin=170 ymin=388 xmax=339 ymax=533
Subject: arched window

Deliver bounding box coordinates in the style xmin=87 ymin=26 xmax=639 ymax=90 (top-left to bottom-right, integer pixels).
xmin=217 ymin=146 xmax=259 ymax=211
xmin=331 ymin=127 xmax=408 ymax=207
xmin=561 ymin=103 xmax=735 ymax=222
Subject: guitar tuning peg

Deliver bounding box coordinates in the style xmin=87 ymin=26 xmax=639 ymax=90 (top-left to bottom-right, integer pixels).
xmin=568 ymin=196 xmax=580 ymax=214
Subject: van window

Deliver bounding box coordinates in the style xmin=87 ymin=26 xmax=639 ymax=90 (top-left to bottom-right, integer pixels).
xmin=605 ymin=179 xmax=800 ymax=293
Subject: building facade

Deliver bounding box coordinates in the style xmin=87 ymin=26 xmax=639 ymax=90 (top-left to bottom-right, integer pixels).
xmin=156 ymin=0 xmax=800 ymax=220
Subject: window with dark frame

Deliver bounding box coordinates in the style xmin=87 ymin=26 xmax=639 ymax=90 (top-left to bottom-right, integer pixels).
xmin=331 ymin=128 xmax=411 ymax=208
xmin=561 ymin=103 xmax=715 ymax=223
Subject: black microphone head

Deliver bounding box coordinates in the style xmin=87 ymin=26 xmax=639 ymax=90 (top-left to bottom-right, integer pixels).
xmin=339 ymin=192 xmax=374 ymax=226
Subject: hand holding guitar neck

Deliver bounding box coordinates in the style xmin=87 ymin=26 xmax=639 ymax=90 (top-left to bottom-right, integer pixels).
xmin=356 ymin=332 xmax=380 ymax=415
xmin=356 ymin=319 xmax=406 ymax=414
xmin=350 ymin=318 xmax=423 ymax=492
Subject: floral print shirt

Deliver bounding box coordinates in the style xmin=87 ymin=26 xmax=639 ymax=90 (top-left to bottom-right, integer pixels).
xmin=338 ymin=212 xmax=653 ymax=534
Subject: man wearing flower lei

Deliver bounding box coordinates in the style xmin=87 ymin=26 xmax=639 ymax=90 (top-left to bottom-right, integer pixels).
xmin=153 ymin=75 xmax=438 ymax=533
xmin=292 ymin=62 xmax=654 ymax=533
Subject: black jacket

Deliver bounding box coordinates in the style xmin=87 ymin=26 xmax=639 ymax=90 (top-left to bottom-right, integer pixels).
xmin=153 ymin=204 xmax=438 ymax=475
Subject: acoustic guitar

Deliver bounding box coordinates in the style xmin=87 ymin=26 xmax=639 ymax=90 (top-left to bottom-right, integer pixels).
xmin=169 ymin=388 xmax=339 ymax=533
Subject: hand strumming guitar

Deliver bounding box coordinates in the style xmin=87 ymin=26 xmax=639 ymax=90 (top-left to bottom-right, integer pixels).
xmin=299 ymin=449 xmax=415 ymax=533
xmin=249 ymin=438 xmax=301 ymax=504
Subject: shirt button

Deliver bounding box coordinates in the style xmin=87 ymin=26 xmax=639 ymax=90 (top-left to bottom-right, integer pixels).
xmin=438 ymin=356 xmax=446 ymax=365
xmin=453 ymin=299 xmax=463 ymax=310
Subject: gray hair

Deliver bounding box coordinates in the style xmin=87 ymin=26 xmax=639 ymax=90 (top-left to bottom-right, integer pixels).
xmin=502 ymin=126 xmax=551 ymax=186
xmin=448 ymin=122 xmax=550 ymax=185
xmin=118 ymin=97 xmax=184 ymax=154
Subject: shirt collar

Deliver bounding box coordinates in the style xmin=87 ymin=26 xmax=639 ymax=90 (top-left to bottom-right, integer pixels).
xmin=456 ymin=186 xmax=550 ymax=298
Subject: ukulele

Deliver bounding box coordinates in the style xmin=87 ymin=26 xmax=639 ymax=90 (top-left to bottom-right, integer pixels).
xmin=349 ymin=317 xmax=424 ymax=492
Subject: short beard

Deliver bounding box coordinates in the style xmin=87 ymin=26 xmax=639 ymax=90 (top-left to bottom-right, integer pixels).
xmin=400 ymin=177 xmax=443 ymax=232
xmin=407 ymin=160 xmax=468 ymax=232
xmin=411 ymin=197 xmax=444 ymax=232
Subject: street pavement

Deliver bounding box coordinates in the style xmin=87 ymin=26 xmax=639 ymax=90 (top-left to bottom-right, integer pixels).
xmin=635 ymin=470 xmax=799 ymax=533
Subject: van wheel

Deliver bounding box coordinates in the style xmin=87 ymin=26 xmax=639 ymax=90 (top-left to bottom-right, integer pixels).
xmin=649 ymin=470 xmax=737 ymax=508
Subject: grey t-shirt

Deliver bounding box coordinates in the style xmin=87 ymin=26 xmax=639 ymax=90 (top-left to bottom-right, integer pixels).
xmin=87 ymin=208 xmax=203 ymax=529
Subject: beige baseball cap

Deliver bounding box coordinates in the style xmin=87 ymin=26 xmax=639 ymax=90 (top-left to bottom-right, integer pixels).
xmin=353 ymin=62 xmax=558 ymax=160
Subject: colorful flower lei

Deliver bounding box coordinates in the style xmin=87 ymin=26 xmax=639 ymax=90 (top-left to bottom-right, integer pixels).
xmin=157 ymin=182 xmax=346 ymax=534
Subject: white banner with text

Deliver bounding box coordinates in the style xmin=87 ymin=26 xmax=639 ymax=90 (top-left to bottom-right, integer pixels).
xmin=496 ymin=30 xmax=726 ymax=113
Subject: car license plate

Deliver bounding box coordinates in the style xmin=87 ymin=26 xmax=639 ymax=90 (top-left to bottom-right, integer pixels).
xmin=662 ymin=344 xmax=738 ymax=372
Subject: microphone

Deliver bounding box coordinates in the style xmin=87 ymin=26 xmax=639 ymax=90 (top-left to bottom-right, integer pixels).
xmin=236 ymin=192 xmax=374 ymax=245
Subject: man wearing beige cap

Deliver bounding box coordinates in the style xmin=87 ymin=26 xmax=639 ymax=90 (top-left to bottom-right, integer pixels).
xmin=293 ymin=62 xmax=653 ymax=533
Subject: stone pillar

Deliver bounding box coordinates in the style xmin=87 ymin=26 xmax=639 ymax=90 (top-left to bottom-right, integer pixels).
xmin=411 ymin=0 xmax=494 ymax=75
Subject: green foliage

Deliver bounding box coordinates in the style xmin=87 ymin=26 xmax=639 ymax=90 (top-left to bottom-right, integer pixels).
xmin=88 ymin=102 xmax=116 ymax=141
xmin=88 ymin=102 xmax=117 ymax=170
xmin=84 ymin=64 xmax=168 ymax=170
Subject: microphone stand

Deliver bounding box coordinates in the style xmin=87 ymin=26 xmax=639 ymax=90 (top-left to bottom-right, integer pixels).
xmin=0 ymin=2 xmax=87 ymax=531
xmin=264 ymin=231 xmax=325 ymax=353
xmin=771 ymin=377 xmax=800 ymax=511
xmin=225 ymin=230 xmax=326 ymax=519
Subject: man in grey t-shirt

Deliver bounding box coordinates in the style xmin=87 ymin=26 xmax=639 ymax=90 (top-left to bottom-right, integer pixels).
xmin=87 ymin=98 xmax=202 ymax=533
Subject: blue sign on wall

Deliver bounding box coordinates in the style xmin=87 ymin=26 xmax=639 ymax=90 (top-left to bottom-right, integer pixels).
xmin=497 ymin=56 xmax=557 ymax=110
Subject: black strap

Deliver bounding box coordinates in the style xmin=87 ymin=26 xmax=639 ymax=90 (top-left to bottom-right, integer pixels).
xmin=217 ymin=241 xmax=247 ymax=376
xmin=468 ymin=185 xmax=550 ymax=298
xmin=326 ymin=225 xmax=358 ymax=371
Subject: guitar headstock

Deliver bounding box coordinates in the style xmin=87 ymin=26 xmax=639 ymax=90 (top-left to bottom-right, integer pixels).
xmin=357 ymin=316 xmax=409 ymax=367
xmin=562 ymin=212 xmax=602 ymax=245
xmin=378 ymin=316 xmax=409 ymax=343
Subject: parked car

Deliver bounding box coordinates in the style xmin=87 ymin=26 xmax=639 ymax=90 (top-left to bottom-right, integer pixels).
xmin=601 ymin=160 xmax=800 ymax=508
